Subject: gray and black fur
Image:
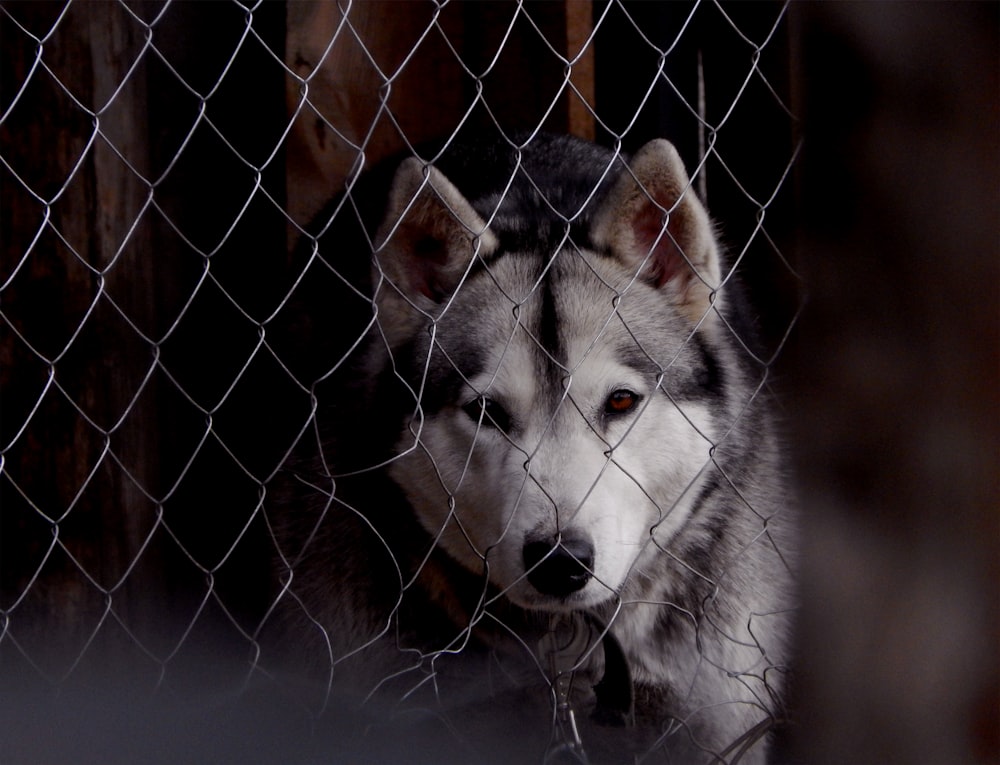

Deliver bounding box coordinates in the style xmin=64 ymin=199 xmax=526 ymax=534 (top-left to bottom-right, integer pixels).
xmin=271 ymin=132 xmax=795 ymax=764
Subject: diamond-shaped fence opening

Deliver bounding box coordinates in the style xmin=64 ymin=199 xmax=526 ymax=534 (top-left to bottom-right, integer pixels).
xmin=2 ymin=2 xmax=806 ymax=763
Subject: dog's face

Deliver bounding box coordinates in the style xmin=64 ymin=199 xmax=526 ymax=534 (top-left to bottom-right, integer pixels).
xmin=374 ymin=140 xmax=725 ymax=611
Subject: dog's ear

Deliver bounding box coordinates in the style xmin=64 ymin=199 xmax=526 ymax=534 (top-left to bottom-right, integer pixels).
xmin=374 ymin=157 xmax=498 ymax=308
xmin=592 ymin=139 xmax=720 ymax=322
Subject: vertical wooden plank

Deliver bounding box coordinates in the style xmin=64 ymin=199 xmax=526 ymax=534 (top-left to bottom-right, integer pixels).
xmin=565 ymin=1 xmax=595 ymax=141
xmin=0 ymin=1 xmax=156 ymax=667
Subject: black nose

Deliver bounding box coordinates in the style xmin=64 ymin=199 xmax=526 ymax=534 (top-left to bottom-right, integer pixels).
xmin=522 ymin=536 xmax=594 ymax=598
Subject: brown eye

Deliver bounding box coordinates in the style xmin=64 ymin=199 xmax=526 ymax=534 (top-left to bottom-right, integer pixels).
xmin=605 ymin=389 xmax=641 ymax=415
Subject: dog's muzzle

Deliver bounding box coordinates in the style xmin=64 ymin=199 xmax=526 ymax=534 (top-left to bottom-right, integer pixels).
xmin=522 ymin=535 xmax=594 ymax=598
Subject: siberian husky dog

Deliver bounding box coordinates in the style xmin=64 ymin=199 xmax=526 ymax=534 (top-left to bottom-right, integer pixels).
xmin=274 ymin=133 xmax=795 ymax=764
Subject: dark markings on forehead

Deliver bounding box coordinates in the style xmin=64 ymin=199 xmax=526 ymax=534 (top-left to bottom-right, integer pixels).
xmin=476 ymin=250 xmax=569 ymax=379
xmin=615 ymin=334 xmax=661 ymax=378
xmin=464 ymin=248 xmax=728 ymax=412
xmin=535 ymin=269 xmax=564 ymax=374
xmin=416 ymin=254 xmax=568 ymax=414
xmin=488 ymin=215 xmax=596 ymax=257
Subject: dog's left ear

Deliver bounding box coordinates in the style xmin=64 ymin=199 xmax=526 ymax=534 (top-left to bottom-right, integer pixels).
xmin=375 ymin=157 xmax=498 ymax=306
xmin=372 ymin=157 xmax=498 ymax=348
xmin=592 ymin=139 xmax=720 ymax=323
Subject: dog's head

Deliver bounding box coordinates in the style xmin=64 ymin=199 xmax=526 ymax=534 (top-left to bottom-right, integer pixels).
xmin=372 ymin=139 xmax=726 ymax=611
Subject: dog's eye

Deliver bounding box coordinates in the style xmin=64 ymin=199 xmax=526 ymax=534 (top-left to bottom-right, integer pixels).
xmin=605 ymin=389 xmax=641 ymax=415
xmin=462 ymin=396 xmax=511 ymax=432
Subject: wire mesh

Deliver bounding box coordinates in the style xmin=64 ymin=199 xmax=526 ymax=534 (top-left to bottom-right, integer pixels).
xmin=1 ymin=1 xmax=802 ymax=762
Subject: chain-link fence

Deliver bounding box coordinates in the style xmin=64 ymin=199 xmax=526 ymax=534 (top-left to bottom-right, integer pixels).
xmin=7 ymin=2 xmax=994 ymax=764
xmin=7 ymin=2 xmax=800 ymax=762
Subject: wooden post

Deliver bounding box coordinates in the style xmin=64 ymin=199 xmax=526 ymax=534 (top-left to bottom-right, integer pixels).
xmin=565 ymin=1 xmax=596 ymax=141
xmin=0 ymin=1 xmax=157 ymax=669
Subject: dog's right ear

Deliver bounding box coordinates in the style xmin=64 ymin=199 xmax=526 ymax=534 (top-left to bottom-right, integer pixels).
xmin=373 ymin=158 xmax=498 ymax=341
xmin=591 ymin=139 xmax=720 ymax=324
